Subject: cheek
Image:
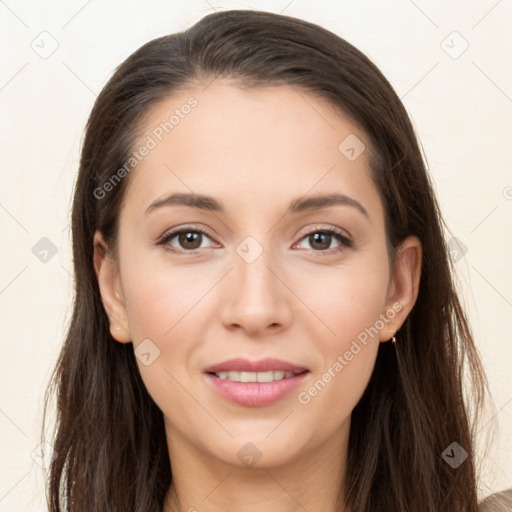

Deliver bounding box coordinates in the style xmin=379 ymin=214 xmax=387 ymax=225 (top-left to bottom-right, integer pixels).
xmin=121 ymin=271 xmax=205 ymax=417
xmin=115 ymin=253 xmax=195 ymax=385
xmin=292 ymin=257 xmax=388 ymax=422
xmin=295 ymin=281 xmax=383 ymax=433
xmin=121 ymin=252 xmax=209 ymax=342
xmin=294 ymin=254 xmax=389 ymax=341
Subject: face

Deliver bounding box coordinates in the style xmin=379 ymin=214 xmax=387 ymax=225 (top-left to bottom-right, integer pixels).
xmin=94 ymin=79 xmax=420 ymax=470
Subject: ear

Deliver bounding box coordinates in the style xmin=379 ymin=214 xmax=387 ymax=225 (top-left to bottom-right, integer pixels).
xmin=93 ymin=230 xmax=132 ymax=343
xmin=379 ymin=235 xmax=422 ymax=342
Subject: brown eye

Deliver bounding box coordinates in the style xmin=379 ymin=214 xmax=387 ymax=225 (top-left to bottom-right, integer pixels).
xmin=159 ymin=227 xmax=218 ymax=253
xmin=308 ymin=232 xmax=332 ymax=250
xmin=177 ymin=231 xmax=203 ymax=250
xmin=295 ymin=228 xmax=352 ymax=254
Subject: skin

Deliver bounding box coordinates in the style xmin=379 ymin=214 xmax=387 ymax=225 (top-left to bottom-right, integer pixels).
xmin=93 ymin=79 xmax=422 ymax=512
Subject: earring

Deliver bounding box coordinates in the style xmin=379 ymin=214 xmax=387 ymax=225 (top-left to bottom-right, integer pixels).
xmin=391 ymin=336 xmax=397 ymax=344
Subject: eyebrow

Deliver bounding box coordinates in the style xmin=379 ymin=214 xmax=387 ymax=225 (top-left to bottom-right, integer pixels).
xmin=145 ymin=192 xmax=369 ymax=218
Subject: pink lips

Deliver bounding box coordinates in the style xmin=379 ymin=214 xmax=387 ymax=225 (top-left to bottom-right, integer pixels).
xmin=203 ymin=358 xmax=309 ymax=407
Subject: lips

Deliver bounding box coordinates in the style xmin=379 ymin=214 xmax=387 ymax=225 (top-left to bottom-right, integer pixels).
xmin=203 ymin=358 xmax=310 ymax=407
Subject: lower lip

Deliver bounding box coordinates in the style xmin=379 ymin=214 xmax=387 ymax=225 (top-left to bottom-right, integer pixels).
xmin=204 ymin=372 xmax=309 ymax=407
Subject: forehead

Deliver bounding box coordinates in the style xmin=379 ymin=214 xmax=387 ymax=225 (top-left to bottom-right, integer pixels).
xmin=121 ymin=79 xmax=383 ymax=223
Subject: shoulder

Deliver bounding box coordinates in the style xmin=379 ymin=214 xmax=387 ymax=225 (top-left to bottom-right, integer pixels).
xmin=479 ymin=488 xmax=512 ymax=511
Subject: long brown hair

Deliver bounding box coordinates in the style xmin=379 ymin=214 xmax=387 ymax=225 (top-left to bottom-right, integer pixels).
xmin=42 ymin=9 xmax=490 ymax=511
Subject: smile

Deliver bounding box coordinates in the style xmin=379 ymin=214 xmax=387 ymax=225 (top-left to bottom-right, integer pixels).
xmin=213 ymin=370 xmax=301 ymax=382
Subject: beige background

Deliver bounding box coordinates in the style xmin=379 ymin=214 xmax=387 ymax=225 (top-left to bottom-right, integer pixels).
xmin=0 ymin=1 xmax=510 ymax=510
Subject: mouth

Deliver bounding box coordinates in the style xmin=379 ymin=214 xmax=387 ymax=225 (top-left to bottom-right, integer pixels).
xmin=203 ymin=358 xmax=310 ymax=407
xmin=207 ymin=369 xmax=308 ymax=382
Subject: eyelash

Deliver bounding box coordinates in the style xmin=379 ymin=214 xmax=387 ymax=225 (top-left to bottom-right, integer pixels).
xmin=157 ymin=224 xmax=353 ymax=257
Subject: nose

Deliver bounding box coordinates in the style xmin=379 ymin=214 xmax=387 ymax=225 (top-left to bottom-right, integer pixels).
xmin=220 ymin=242 xmax=292 ymax=337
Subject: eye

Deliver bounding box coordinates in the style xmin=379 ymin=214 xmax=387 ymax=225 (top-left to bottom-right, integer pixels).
xmin=294 ymin=227 xmax=352 ymax=254
xmin=157 ymin=226 xmax=219 ymax=253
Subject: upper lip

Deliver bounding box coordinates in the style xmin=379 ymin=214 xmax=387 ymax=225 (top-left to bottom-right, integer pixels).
xmin=204 ymin=358 xmax=309 ymax=374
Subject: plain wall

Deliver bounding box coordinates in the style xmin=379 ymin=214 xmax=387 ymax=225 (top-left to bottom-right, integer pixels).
xmin=0 ymin=1 xmax=510 ymax=510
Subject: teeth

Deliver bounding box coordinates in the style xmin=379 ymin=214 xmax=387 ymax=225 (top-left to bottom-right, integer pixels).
xmin=214 ymin=370 xmax=297 ymax=382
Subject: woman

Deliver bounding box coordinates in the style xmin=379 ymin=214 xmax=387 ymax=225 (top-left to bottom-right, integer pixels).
xmin=42 ymin=9 xmax=502 ymax=511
